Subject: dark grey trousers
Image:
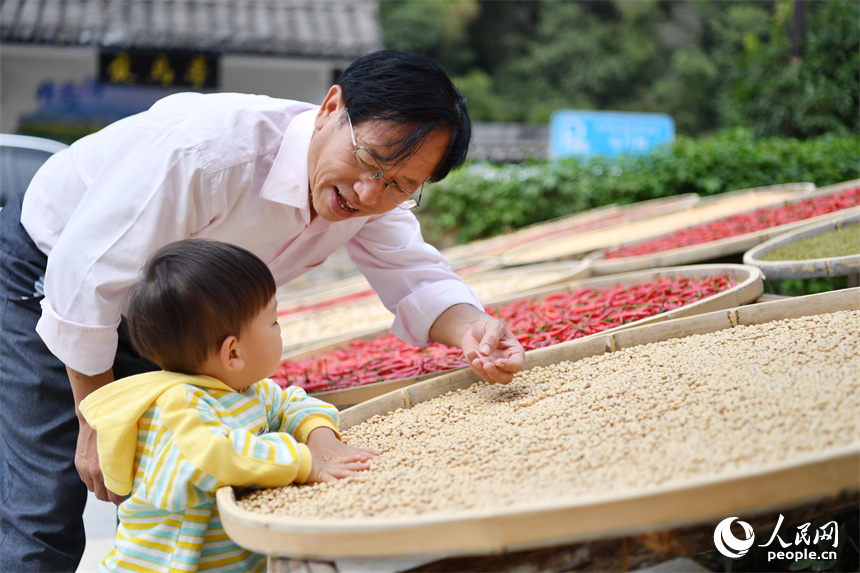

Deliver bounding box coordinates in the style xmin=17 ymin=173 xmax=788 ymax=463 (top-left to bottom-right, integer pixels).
xmin=0 ymin=192 xmax=156 ymax=572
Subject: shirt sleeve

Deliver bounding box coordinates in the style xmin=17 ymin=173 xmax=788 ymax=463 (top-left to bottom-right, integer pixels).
xmin=345 ymin=209 xmax=483 ymax=347
xmin=257 ymin=380 xmax=341 ymax=443
xmin=144 ymin=384 xmax=315 ymax=513
xmin=34 ymin=125 xmax=236 ymax=375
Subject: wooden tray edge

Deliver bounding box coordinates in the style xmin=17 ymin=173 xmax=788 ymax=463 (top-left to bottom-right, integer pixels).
xmin=218 ymin=446 xmax=859 ymax=560
xmin=743 ymin=210 xmax=860 ymax=279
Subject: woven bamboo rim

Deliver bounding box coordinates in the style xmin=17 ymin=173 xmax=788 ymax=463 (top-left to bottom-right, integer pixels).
xmin=587 ymin=180 xmax=860 ymax=276
xmin=502 ymin=183 xmax=815 ymax=267
xmin=218 ymin=287 xmax=859 ymax=561
xmin=277 ymin=275 xmax=373 ymax=314
xmin=743 ymin=210 xmax=860 ymax=280
xmin=438 ymin=204 xmax=623 ymax=264
xmin=299 ymin=263 xmax=763 ymax=408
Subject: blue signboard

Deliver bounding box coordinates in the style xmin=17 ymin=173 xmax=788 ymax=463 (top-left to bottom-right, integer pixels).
xmin=549 ymin=110 xmax=675 ymax=158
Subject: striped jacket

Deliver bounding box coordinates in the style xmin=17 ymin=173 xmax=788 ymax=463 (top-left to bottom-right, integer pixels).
xmin=80 ymin=371 xmax=339 ymax=572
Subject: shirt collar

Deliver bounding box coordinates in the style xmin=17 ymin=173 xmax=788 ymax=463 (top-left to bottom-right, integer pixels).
xmin=260 ymin=107 xmax=318 ymax=224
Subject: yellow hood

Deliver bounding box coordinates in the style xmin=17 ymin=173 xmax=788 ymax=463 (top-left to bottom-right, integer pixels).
xmin=79 ymin=371 xmax=233 ymax=496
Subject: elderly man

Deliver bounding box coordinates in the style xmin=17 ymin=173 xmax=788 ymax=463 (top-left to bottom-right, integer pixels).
xmin=0 ymin=50 xmax=524 ymax=571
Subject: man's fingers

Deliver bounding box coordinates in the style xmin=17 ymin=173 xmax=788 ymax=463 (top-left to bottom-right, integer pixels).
xmin=77 ymin=472 xmax=94 ymax=493
xmin=91 ymin=480 xmax=112 ymax=502
xmin=471 ymin=356 xmax=515 ymax=385
xmin=492 ymin=356 xmax=523 ymax=373
xmin=482 ymin=361 xmax=514 ymax=384
xmin=477 ymin=322 xmax=505 ymax=355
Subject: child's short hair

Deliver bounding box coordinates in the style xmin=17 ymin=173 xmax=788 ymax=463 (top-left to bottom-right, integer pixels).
xmin=126 ymin=239 xmax=277 ymax=373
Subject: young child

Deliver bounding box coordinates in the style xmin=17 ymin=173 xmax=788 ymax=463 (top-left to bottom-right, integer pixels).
xmin=80 ymin=239 xmax=378 ymax=572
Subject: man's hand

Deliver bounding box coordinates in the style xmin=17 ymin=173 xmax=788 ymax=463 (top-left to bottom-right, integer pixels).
xmin=67 ymin=366 xmax=126 ymax=505
xmin=75 ymin=417 xmax=126 ymax=505
xmin=461 ymin=314 xmax=524 ymax=384
xmin=430 ymin=304 xmax=525 ymax=384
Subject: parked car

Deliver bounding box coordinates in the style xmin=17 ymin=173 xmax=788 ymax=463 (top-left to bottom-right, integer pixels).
xmin=0 ymin=134 xmax=68 ymax=209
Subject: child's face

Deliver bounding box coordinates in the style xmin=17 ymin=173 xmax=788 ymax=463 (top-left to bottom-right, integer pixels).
xmin=232 ymin=295 xmax=283 ymax=389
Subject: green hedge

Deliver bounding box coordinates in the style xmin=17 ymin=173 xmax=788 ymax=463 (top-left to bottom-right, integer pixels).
xmin=417 ymin=129 xmax=860 ymax=247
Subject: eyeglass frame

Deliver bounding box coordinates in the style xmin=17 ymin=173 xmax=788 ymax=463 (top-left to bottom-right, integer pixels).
xmin=346 ymin=112 xmax=424 ymax=210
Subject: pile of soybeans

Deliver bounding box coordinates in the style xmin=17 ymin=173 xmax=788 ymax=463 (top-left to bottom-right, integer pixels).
xmin=241 ymin=310 xmax=860 ymax=520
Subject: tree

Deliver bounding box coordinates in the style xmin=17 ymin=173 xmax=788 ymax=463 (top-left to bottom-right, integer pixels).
xmin=379 ymin=0 xmax=480 ymax=74
xmin=716 ymin=0 xmax=860 ymax=138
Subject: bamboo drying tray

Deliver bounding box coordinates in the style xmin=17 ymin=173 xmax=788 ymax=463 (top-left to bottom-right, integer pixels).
xmin=277 ymin=273 xmax=372 ymax=312
xmin=292 ymin=263 xmax=763 ymax=408
xmin=279 ymin=259 xmax=592 ymax=356
xmin=218 ymin=287 xmax=859 ymax=561
xmin=277 ymin=258 xmax=510 ymax=354
xmin=743 ymin=211 xmax=860 ymax=280
xmin=502 ymin=182 xmax=815 ymax=267
xmin=438 ymin=193 xmax=699 ymax=264
xmin=437 ymin=204 xmax=622 ymax=265
xmin=587 ymin=180 xmax=860 ymax=276
xmin=277 ymin=258 xmax=504 ymax=319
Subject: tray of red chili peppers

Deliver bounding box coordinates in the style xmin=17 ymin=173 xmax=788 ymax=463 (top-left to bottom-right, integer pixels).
xmin=502 ymin=183 xmax=814 ymax=267
xmin=587 ymin=179 xmax=860 ymax=276
xmin=271 ymin=264 xmax=763 ymax=407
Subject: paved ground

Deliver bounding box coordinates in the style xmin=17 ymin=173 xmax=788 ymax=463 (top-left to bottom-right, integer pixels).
xmin=77 ymin=490 xmax=118 ymax=572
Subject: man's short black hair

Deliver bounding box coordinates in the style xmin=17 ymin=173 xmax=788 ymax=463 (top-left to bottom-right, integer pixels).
xmin=337 ymin=50 xmax=471 ymax=183
xmin=125 ymin=239 xmax=276 ymax=374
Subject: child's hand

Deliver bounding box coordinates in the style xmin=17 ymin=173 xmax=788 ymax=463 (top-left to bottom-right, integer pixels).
xmin=306 ymin=454 xmax=372 ymax=484
xmin=307 ymin=427 xmax=379 ymax=464
xmin=305 ymin=427 xmax=379 ymax=484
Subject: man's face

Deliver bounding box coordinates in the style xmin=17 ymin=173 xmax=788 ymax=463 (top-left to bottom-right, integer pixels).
xmin=307 ymin=85 xmax=450 ymax=221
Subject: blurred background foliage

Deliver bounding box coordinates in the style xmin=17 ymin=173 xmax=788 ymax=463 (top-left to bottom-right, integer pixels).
xmin=381 ymin=0 xmax=859 ymax=138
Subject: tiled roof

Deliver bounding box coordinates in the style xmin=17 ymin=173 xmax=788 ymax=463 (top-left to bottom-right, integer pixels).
xmin=0 ymin=0 xmax=382 ymax=58
xmin=469 ymin=122 xmax=548 ymax=163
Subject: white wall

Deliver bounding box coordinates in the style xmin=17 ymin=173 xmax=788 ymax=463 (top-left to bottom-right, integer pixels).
xmin=0 ymin=44 xmax=97 ymax=133
xmin=221 ymin=55 xmax=340 ymax=105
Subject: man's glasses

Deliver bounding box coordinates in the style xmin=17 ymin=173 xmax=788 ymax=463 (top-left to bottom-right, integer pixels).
xmin=347 ymin=113 xmax=424 ymax=210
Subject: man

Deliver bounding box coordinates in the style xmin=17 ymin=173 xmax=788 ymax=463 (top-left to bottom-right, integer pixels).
xmin=0 ymin=50 xmax=524 ymax=571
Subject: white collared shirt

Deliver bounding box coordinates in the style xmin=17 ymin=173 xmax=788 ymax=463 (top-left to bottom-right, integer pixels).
xmin=21 ymin=92 xmax=479 ymax=376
